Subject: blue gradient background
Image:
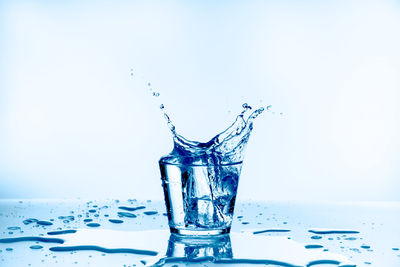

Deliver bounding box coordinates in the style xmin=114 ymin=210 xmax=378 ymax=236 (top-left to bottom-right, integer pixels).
xmin=0 ymin=0 xmax=399 ymax=201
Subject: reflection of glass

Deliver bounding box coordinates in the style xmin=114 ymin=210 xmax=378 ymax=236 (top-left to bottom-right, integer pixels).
xmin=166 ymin=233 xmax=233 ymax=260
xmin=148 ymin=234 xmax=232 ymax=265
xmin=159 ymin=159 xmax=242 ymax=236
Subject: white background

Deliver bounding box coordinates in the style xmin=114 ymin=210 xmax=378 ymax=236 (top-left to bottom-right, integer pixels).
xmin=1 ymin=0 xmax=399 ymax=201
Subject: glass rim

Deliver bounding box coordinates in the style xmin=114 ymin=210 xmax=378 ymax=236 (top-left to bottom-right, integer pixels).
xmin=159 ymin=158 xmax=243 ymax=167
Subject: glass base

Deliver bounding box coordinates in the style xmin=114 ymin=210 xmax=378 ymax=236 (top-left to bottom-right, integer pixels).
xmin=170 ymin=227 xmax=230 ymax=236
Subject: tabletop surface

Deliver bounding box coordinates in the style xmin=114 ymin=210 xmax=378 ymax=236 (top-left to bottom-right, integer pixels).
xmin=0 ymin=199 xmax=399 ymax=266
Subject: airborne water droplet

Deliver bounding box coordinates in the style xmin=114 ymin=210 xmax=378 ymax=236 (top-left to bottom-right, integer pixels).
xmin=160 ymin=104 xmax=164 ymax=110
xmin=242 ymin=103 xmax=252 ymax=109
xmin=266 ymin=105 xmax=272 ymax=111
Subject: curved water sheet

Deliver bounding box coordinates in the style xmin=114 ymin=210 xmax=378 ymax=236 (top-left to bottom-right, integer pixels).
xmin=42 ymin=229 xmax=355 ymax=266
xmin=160 ymin=103 xmax=265 ymax=166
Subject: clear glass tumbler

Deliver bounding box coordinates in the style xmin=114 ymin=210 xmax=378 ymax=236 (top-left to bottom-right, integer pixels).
xmin=159 ymin=157 xmax=242 ymax=236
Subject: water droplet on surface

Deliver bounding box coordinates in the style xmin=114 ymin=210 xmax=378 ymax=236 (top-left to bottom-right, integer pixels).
xmin=311 ymin=236 xmax=322 ymax=240
xmin=23 ymin=218 xmax=38 ymax=225
xmin=305 ymin=244 xmax=324 ymax=249
xmin=253 ymin=229 xmax=291 ymax=234
xmin=29 ymin=245 xmax=43 ymax=249
xmin=83 ymin=219 xmax=93 ymax=223
xmin=308 ymin=229 xmax=360 ymax=235
xmin=109 ymin=219 xmax=124 ymax=224
xmin=5 ymin=248 xmax=13 ymax=251
xmin=86 ymin=223 xmax=100 ymax=228
xmin=143 ymin=211 xmax=158 ymax=216
xmin=37 ymin=221 xmax=53 ymax=226
xmin=47 ymin=230 xmax=77 ymax=235
xmin=58 ymin=216 xmax=75 ymax=221
xmin=118 ymin=206 xmax=145 ymax=212
xmin=117 ymin=212 xmax=137 ymax=218
xmin=7 ymin=227 xmax=20 ymax=230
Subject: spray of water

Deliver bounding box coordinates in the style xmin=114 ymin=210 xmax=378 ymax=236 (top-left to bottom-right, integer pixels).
xmin=130 ymin=68 xmax=277 ymax=165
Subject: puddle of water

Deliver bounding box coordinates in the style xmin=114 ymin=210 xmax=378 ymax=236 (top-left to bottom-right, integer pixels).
xmin=0 ymin=229 xmax=355 ymax=266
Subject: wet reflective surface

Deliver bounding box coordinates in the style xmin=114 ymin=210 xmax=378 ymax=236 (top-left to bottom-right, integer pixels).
xmin=0 ymin=199 xmax=399 ymax=266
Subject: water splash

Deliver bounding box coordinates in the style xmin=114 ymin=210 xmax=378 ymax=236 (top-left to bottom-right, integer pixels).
xmin=132 ymin=71 xmax=281 ymax=165
xmin=134 ymin=72 xmax=272 ymax=166
xmin=160 ymin=103 xmax=265 ymax=166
